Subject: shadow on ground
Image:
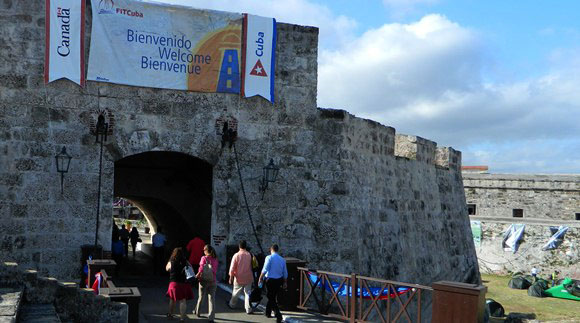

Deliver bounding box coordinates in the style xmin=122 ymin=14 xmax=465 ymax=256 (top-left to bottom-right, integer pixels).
xmin=112 ymin=251 xmax=333 ymax=323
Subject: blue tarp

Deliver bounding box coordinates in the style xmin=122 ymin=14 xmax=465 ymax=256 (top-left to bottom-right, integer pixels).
xmin=502 ymin=224 xmax=525 ymax=253
xmin=308 ymin=273 xmax=410 ymax=300
xmin=542 ymin=226 xmax=568 ymax=251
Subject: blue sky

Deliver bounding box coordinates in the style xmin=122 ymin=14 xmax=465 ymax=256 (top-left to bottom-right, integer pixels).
xmin=159 ymin=0 xmax=580 ymax=174
xmin=323 ymin=0 xmax=580 ymax=80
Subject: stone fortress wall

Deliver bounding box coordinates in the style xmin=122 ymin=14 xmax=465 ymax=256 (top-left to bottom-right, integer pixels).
xmin=463 ymin=172 xmax=580 ymax=278
xmin=1 ymin=0 xmax=479 ymax=291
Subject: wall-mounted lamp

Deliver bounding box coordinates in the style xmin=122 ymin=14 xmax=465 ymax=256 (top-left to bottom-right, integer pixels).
xmin=55 ymin=146 xmax=72 ymax=194
xmin=260 ymin=159 xmax=280 ymax=199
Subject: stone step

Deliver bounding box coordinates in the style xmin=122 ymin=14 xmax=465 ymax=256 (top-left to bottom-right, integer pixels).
xmin=17 ymin=304 xmax=61 ymax=323
xmin=0 ymin=287 xmax=23 ymax=323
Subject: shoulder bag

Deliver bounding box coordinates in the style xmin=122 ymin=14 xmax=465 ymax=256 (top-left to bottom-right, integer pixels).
xmin=184 ymin=261 xmax=195 ymax=281
xmin=200 ymin=256 xmax=215 ymax=285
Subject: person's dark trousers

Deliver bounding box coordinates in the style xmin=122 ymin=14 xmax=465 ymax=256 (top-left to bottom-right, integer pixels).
xmin=122 ymin=239 xmax=129 ymax=257
xmin=153 ymin=246 xmax=164 ymax=275
xmin=131 ymin=242 xmax=137 ymax=257
xmin=265 ymin=278 xmax=283 ymax=321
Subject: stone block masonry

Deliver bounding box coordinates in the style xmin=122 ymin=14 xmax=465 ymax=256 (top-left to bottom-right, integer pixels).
xmin=1 ymin=0 xmax=479 ymax=300
xmin=464 ymin=173 xmax=580 ymax=221
xmin=464 ymin=172 xmax=580 ymax=277
xmin=0 ymin=262 xmax=128 ymax=322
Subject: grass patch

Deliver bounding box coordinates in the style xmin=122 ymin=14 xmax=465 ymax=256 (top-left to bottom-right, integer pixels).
xmin=482 ymin=274 xmax=579 ymax=322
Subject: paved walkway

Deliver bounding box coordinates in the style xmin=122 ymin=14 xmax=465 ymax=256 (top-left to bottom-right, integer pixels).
xmin=114 ymin=251 xmax=339 ymax=323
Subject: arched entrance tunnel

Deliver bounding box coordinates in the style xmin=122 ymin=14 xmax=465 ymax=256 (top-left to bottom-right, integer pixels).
xmin=114 ymin=151 xmax=213 ymax=258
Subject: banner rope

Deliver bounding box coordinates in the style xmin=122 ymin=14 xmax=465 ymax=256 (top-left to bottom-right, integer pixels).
xmin=232 ymin=142 xmax=265 ymax=255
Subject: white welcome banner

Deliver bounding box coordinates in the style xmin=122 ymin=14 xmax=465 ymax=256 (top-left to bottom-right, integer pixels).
xmin=45 ymin=0 xmax=85 ymax=86
xmin=87 ymin=0 xmax=243 ymax=93
xmin=242 ymin=14 xmax=276 ymax=103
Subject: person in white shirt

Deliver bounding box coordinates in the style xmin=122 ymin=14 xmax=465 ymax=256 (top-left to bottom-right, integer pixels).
xmin=152 ymin=226 xmax=167 ymax=275
xmin=531 ymin=267 xmax=538 ymax=279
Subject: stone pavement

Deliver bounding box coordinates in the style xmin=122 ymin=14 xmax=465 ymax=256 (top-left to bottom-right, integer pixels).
xmin=114 ymin=252 xmax=340 ymax=323
xmin=0 ymin=288 xmax=22 ymax=323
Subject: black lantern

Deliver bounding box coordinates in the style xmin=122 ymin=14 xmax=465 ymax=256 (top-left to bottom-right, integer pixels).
xmin=260 ymin=159 xmax=280 ymax=198
xmin=55 ymin=146 xmax=72 ymax=194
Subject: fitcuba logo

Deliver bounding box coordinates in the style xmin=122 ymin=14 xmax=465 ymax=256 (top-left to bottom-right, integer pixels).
xmin=98 ymin=0 xmax=144 ymax=18
xmin=56 ymin=7 xmax=72 ymax=57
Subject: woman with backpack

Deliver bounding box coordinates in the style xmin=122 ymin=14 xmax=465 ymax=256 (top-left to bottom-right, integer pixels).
xmin=195 ymin=244 xmax=218 ymax=322
xmin=165 ymin=247 xmax=194 ymax=322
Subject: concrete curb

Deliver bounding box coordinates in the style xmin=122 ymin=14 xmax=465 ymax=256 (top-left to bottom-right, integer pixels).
xmin=217 ymin=282 xmax=301 ymax=323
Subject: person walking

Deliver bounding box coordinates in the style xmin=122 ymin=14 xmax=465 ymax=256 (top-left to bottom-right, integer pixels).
xmin=186 ymin=236 xmax=205 ymax=274
xmin=119 ymin=224 xmax=130 ymax=257
xmin=531 ymin=267 xmax=538 ymax=280
xmin=551 ymin=270 xmax=559 ymax=287
xmin=258 ymin=244 xmax=287 ymax=323
xmin=152 ymin=227 xmax=167 ymax=275
xmin=111 ymin=236 xmax=125 ymax=276
xmin=165 ymin=247 xmax=194 ymax=322
xmin=129 ymin=227 xmax=140 ymax=258
xmin=228 ymin=240 xmax=254 ymax=314
xmin=112 ymin=224 xmax=119 ymax=242
xmin=195 ymin=245 xmax=218 ymax=322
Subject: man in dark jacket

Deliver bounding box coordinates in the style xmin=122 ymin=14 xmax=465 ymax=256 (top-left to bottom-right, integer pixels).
xmin=119 ymin=224 xmax=130 ymax=257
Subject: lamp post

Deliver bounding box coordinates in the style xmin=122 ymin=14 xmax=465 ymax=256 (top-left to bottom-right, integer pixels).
xmin=93 ymin=114 xmax=109 ymax=249
xmin=55 ymin=146 xmax=72 ymax=194
xmin=260 ymin=158 xmax=280 ymax=199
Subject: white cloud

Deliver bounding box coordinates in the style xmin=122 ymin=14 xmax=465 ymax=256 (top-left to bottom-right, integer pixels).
xmin=318 ymin=14 xmax=580 ymax=173
xmin=151 ymin=0 xmax=357 ymax=49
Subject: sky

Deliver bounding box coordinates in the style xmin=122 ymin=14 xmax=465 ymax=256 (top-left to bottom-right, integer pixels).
xmin=155 ymin=0 xmax=580 ymax=174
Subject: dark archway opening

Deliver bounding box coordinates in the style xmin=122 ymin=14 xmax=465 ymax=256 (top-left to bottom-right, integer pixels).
xmin=114 ymin=151 xmax=213 ymax=261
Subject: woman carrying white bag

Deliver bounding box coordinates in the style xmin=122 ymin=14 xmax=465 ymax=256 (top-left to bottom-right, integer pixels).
xmin=165 ymin=247 xmax=195 ymax=322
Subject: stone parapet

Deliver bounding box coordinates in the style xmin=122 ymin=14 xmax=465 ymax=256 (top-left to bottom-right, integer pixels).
xmin=464 ymin=173 xmax=580 ymax=191
xmin=435 ymin=146 xmax=462 ymax=170
xmin=318 ymin=108 xmax=462 ymax=171
xmin=394 ymin=134 xmax=436 ymax=164
xmin=0 ymin=262 xmax=128 ymax=323
xmin=463 ymin=173 xmax=580 ymax=221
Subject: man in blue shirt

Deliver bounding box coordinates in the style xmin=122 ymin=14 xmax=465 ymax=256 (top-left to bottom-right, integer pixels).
xmin=152 ymin=226 xmax=166 ymax=275
xmin=258 ymin=244 xmax=287 ymax=323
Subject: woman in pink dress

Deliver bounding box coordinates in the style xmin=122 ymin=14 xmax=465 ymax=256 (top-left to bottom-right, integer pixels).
xmin=195 ymin=244 xmax=218 ymax=322
xmin=165 ymin=247 xmax=194 ymax=321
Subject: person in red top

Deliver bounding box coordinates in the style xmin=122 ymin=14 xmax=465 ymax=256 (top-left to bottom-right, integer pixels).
xmin=186 ymin=236 xmax=205 ymax=274
xmin=228 ymin=240 xmax=254 ymax=314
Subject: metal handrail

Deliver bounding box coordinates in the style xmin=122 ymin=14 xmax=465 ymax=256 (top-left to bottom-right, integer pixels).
xmin=297 ymin=267 xmax=352 ymax=278
xmin=298 ymin=267 xmax=432 ymax=323
xmin=356 ymin=275 xmax=433 ymax=291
